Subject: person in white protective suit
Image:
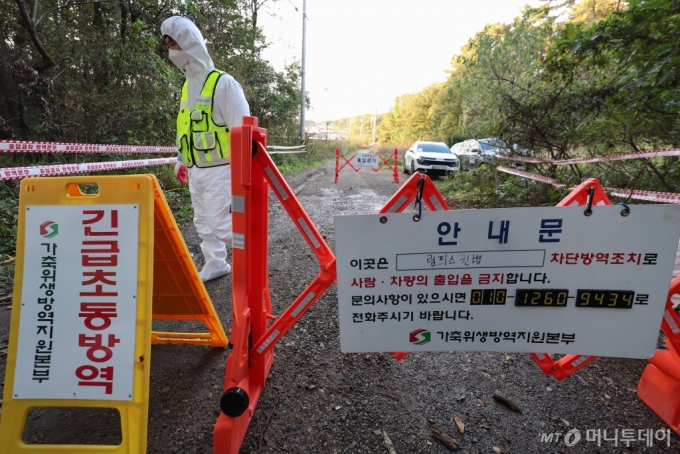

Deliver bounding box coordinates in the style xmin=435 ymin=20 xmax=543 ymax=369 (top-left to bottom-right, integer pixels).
xmin=161 ymin=16 xmax=250 ymax=282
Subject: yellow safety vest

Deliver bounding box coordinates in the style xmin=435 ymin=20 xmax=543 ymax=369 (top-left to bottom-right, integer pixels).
xmin=176 ymin=70 xmax=230 ymax=167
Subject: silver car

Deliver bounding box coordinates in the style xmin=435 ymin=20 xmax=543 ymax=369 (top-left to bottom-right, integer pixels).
xmin=451 ymin=138 xmax=508 ymax=169
xmin=403 ymin=141 xmax=460 ymax=176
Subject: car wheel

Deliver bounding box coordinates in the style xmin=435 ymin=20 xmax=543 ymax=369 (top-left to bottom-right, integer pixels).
xmin=411 ymin=160 xmax=416 ymax=174
xmin=403 ymin=159 xmax=409 ymax=174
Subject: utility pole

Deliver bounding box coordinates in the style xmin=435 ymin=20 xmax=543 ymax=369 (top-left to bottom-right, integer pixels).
xmin=372 ymin=107 xmax=377 ymax=146
xmin=300 ymin=0 xmax=307 ymax=143
xmin=359 ymin=116 xmax=363 ymax=141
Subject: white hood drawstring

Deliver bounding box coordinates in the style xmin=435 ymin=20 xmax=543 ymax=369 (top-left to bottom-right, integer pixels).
xmin=161 ymin=16 xmax=215 ymax=107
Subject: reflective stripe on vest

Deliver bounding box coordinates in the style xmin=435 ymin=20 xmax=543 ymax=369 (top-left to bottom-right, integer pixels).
xmin=176 ymin=70 xmax=231 ymax=167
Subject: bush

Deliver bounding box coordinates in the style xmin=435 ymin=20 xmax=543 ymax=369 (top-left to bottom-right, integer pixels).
xmin=437 ymin=166 xmax=563 ymax=208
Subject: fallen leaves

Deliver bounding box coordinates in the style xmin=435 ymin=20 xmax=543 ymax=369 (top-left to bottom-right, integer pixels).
xmin=382 ymin=429 xmax=396 ymax=454
xmin=453 ymin=414 xmax=465 ymax=437
xmin=430 ymin=424 xmax=459 ymax=451
xmin=492 ymin=393 xmax=523 ymax=413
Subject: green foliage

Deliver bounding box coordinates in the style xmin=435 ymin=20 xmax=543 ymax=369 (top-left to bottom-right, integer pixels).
xmin=328 ymin=115 xmax=381 ymax=146
xmin=0 ymin=183 xmax=19 ymax=259
xmin=1 ymin=0 xmax=302 ymax=145
xmin=0 ymin=182 xmax=18 ymax=292
xmin=379 ymin=0 xmax=680 ymax=207
xmin=437 ymin=167 xmax=562 ymax=209
xmin=377 ymin=83 xmax=445 ymax=145
xmin=548 ymin=0 xmax=680 ymax=150
xmin=271 ymin=139 xmax=356 ymax=174
xmin=163 ymin=186 xmax=194 ymax=226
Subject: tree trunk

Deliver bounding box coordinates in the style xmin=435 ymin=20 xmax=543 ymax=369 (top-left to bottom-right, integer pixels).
xmin=14 ymin=0 xmax=55 ymax=72
xmin=119 ymin=0 xmax=129 ymax=44
xmin=0 ymin=24 xmax=29 ymax=139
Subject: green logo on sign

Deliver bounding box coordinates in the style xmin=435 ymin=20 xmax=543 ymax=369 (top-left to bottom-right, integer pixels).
xmin=40 ymin=220 xmax=58 ymax=238
xmin=410 ymin=329 xmax=431 ymax=346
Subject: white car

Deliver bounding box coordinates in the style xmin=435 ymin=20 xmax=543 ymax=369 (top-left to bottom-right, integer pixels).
xmin=403 ymin=141 xmax=460 ymax=176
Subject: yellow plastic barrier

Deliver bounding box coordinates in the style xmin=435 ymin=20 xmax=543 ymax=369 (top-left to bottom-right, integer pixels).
xmin=0 ymin=175 xmax=155 ymax=453
xmin=0 ymin=174 xmax=226 ymax=453
xmin=150 ymin=180 xmax=227 ymax=347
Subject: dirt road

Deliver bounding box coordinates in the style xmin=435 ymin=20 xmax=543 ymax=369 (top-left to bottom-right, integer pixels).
xmin=1 ymin=158 xmax=678 ymax=453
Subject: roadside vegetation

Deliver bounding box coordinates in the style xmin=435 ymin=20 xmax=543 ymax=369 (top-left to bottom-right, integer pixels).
xmin=337 ymin=0 xmax=680 ymax=208
xmin=1 ymin=0 xmax=679 ymax=289
xmin=0 ymin=0 xmax=308 ymax=291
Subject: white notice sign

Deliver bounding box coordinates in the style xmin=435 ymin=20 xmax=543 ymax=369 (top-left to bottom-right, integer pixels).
xmin=334 ymin=205 xmax=680 ymax=358
xmin=14 ymin=204 xmax=139 ymax=400
xmin=355 ymin=153 xmax=380 ymax=168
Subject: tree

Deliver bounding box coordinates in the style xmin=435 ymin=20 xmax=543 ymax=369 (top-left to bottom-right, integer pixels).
xmin=0 ymin=0 xmax=303 ymax=145
xmin=377 ymin=83 xmax=443 ymax=145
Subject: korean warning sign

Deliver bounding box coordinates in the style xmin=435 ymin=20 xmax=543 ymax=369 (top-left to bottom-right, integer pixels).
xmin=13 ymin=204 xmax=139 ymax=400
xmin=334 ymin=205 xmax=680 ymax=358
xmin=354 ymin=153 xmax=380 ymax=168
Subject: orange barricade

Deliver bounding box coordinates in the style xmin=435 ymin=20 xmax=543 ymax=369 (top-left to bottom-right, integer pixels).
xmin=527 ymin=179 xmax=680 ymax=383
xmin=151 ymin=181 xmax=228 ymax=346
xmin=335 ymin=148 xmax=399 ymax=183
xmin=377 ymin=172 xmax=450 ymax=360
xmin=527 ymin=179 xmax=612 ymax=380
xmin=638 ymin=276 xmax=680 ymax=435
xmin=213 ymin=117 xmax=336 ymax=453
xmin=379 ymin=176 xmax=616 ymax=380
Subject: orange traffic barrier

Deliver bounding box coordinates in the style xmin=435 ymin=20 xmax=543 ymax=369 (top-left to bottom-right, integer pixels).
xmin=526 ymin=179 xmax=611 ymax=380
xmin=335 ymin=148 xmax=399 ymax=183
xmin=150 ymin=181 xmax=228 ymax=346
xmin=637 ymin=275 xmax=680 ymax=435
xmin=555 ymin=178 xmax=611 ymax=207
xmin=379 ymin=175 xmax=610 ymax=378
xmin=527 ymin=178 xmax=678 ymax=381
xmin=213 ymin=117 xmax=336 ymax=453
xmin=378 ymin=172 xmax=450 ymax=360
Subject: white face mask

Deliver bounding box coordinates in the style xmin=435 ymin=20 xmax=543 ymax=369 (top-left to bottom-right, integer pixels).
xmin=169 ymin=49 xmax=189 ymax=71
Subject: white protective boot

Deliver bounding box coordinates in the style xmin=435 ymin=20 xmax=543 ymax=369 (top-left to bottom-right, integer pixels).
xmin=199 ymin=239 xmax=231 ymax=282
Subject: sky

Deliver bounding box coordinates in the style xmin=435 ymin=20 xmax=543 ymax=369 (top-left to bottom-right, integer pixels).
xmin=258 ymin=0 xmax=544 ymax=122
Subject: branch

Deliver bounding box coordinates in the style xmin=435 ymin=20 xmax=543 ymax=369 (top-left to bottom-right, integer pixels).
xmin=36 ymin=0 xmax=112 ymax=26
xmin=14 ymin=0 xmax=54 ymax=71
xmin=31 ymin=0 xmax=38 ymax=22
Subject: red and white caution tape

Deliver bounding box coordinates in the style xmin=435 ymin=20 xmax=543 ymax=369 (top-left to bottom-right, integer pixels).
xmin=496 ymin=154 xmax=555 ymax=164
xmin=266 ymin=145 xmax=306 ymax=155
xmin=496 ymin=148 xmax=680 ymax=165
xmin=498 ymin=166 xmax=680 ymax=204
xmin=1 ymin=140 xmax=176 ymax=154
xmin=604 ymin=187 xmax=680 ymax=204
xmin=496 ymin=166 xmax=564 ymax=187
xmin=554 ymin=149 xmax=680 ymax=165
xmin=0 ymin=157 xmax=176 ymax=181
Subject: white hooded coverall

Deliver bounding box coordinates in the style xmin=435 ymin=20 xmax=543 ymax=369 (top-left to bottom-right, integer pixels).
xmin=161 ymin=16 xmax=250 ymax=282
